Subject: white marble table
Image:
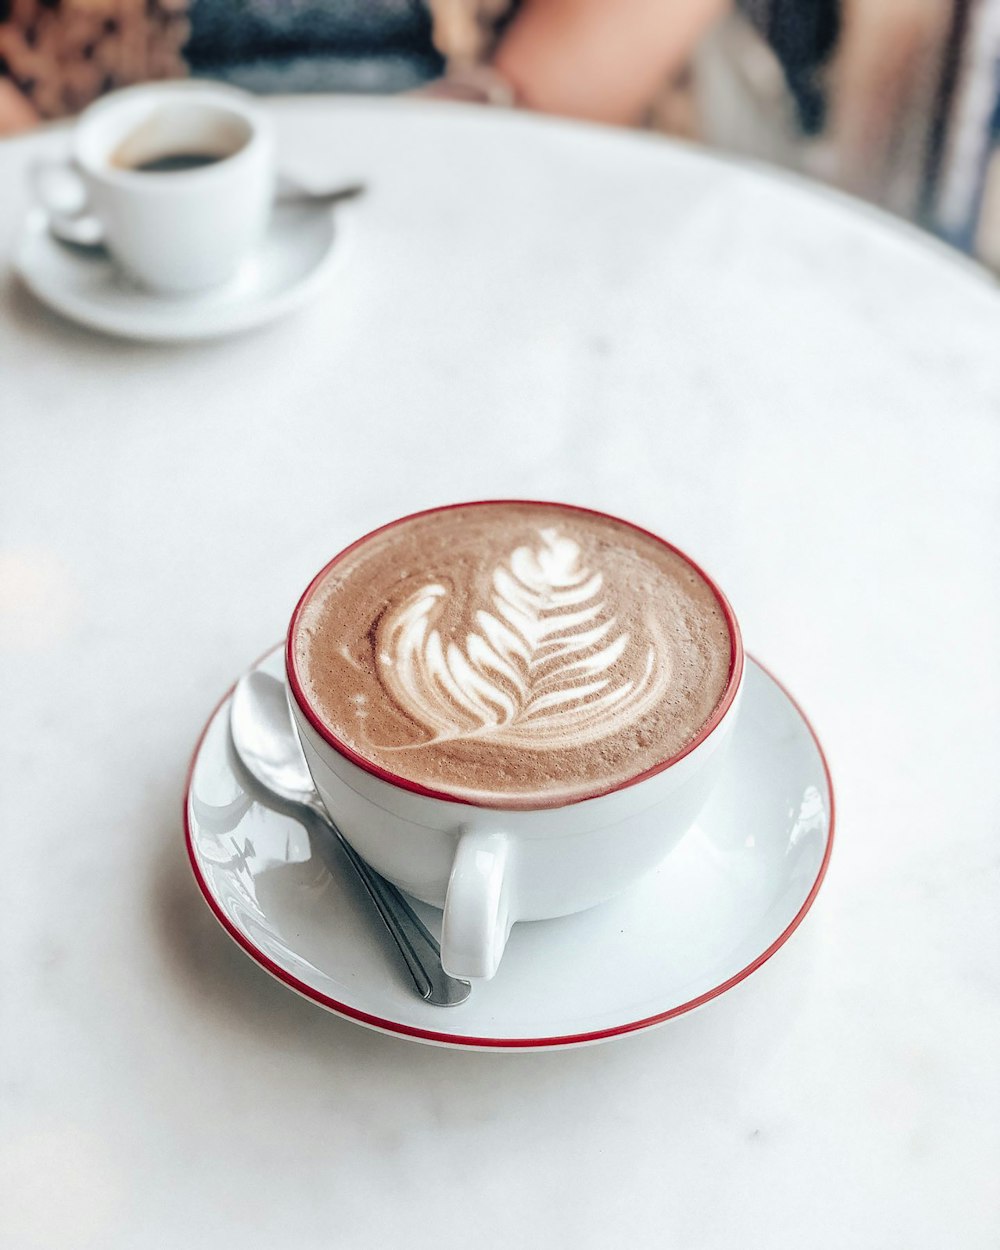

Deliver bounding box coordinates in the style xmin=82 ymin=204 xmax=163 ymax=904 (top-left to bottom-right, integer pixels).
xmin=2 ymin=98 xmax=998 ymax=1250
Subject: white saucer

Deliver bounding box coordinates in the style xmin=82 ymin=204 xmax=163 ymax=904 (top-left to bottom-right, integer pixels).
xmin=185 ymin=649 xmax=833 ymax=1051
xmin=13 ymin=197 xmax=348 ymax=342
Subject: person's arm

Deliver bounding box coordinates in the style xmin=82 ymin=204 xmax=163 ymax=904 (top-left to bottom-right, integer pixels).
xmin=828 ymin=0 xmax=951 ymax=201
xmin=0 ymin=76 xmax=40 ymax=136
xmin=493 ymin=0 xmax=729 ymax=125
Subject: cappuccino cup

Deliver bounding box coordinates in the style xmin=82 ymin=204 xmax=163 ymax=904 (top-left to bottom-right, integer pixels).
xmin=33 ymin=83 xmax=274 ymax=293
xmin=286 ymin=502 xmax=745 ymax=980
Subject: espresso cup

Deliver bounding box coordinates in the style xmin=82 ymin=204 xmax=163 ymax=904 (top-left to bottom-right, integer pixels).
xmin=285 ymin=505 xmax=745 ymax=981
xmin=34 ymin=83 xmax=274 ymax=293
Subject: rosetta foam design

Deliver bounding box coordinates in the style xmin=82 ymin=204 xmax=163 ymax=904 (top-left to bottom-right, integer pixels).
xmin=375 ymin=527 xmax=670 ymax=750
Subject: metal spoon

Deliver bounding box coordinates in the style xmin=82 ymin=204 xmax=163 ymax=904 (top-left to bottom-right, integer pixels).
xmin=229 ymin=669 xmax=471 ymax=1007
xmin=47 ymin=181 xmax=366 ymax=258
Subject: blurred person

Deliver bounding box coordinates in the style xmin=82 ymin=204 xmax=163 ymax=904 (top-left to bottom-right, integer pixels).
xmin=828 ymin=0 xmax=954 ymax=207
xmin=0 ymin=0 xmax=984 ymax=240
xmin=0 ymin=0 xmax=953 ymax=152
xmin=0 ymin=0 xmax=726 ymax=136
xmin=0 ymin=0 xmax=191 ymax=133
xmin=0 ymin=0 xmax=434 ymax=133
xmin=429 ymin=0 xmax=727 ymax=121
xmin=431 ymin=0 xmax=969 ymax=222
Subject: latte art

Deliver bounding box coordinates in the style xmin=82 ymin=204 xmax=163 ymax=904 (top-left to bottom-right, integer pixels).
xmin=291 ymin=502 xmax=734 ymax=808
xmin=376 ymin=528 xmax=670 ymax=750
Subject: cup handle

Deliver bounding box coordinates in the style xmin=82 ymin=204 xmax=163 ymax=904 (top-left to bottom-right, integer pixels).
xmin=30 ymin=159 xmax=104 ymax=245
xmin=441 ymin=828 xmax=514 ymax=980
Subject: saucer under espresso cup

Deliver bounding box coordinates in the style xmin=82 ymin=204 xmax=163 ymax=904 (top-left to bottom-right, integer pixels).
xmin=31 ymin=82 xmax=274 ymax=294
xmin=13 ymin=192 xmax=347 ymax=342
xmin=285 ymin=501 xmax=745 ymax=980
xmin=185 ymin=646 xmax=833 ymax=1051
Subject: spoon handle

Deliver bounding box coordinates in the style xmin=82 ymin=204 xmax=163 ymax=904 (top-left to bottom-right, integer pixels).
xmin=277 ymin=182 xmax=367 ymax=208
xmin=309 ymin=807 xmax=472 ymax=1006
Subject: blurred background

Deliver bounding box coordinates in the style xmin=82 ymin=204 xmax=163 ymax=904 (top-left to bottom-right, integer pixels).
xmin=2 ymin=0 xmax=999 ymax=270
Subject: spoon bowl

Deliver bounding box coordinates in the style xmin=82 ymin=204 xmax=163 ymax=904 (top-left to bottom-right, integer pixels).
xmin=231 ymin=670 xmax=317 ymax=808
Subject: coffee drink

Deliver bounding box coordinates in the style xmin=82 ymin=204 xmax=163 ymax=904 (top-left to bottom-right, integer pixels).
xmin=290 ymin=502 xmax=734 ymax=808
xmin=126 ymin=153 xmax=227 ymax=174
xmin=109 ymin=102 xmax=251 ymax=175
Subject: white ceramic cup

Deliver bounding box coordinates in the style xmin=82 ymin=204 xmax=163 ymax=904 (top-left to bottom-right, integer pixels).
xmin=286 ymin=503 xmax=745 ymax=981
xmin=33 ymin=83 xmax=274 ymax=293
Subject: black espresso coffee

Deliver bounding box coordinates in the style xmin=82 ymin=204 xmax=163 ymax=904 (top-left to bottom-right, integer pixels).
xmin=128 ymin=153 xmax=226 ymax=174
xmin=290 ymin=502 xmax=735 ymax=808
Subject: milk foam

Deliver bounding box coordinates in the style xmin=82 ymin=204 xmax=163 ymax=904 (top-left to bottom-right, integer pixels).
xmin=292 ymin=503 xmax=733 ymax=808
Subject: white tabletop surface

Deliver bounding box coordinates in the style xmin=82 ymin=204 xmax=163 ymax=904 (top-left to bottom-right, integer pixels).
xmin=2 ymin=97 xmax=999 ymax=1250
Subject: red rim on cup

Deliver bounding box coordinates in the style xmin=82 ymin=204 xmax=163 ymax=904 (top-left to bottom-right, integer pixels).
xmin=285 ymin=500 xmax=745 ymax=810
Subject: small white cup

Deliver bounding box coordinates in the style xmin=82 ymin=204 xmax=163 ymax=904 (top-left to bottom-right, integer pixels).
xmin=34 ymin=83 xmax=274 ymax=294
xmin=286 ymin=504 xmax=746 ymax=982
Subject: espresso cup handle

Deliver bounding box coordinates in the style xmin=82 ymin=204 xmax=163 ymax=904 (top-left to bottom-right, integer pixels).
xmin=441 ymin=828 xmax=514 ymax=980
xmin=30 ymin=159 xmax=105 ymax=246
xmin=31 ymin=159 xmax=88 ymax=214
